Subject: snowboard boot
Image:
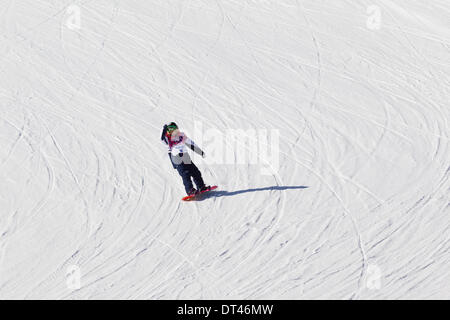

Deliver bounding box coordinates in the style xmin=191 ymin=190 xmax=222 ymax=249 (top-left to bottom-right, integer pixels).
xmin=199 ymin=186 xmax=211 ymax=193
xmin=187 ymin=188 xmax=198 ymax=196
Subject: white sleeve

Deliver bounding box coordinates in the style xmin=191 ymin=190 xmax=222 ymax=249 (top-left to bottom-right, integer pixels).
xmin=185 ymin=137 xmax=204 ymax=156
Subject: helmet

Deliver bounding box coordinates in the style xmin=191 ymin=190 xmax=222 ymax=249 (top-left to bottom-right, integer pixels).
xmin=166 ymin=122 xmax=178 ymax=135
xmin=165 ymin=122 xmax=178 ymax=136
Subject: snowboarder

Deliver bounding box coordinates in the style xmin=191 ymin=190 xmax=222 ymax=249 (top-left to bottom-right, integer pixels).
xmin=161 ymin=122 xmax=210 ymax=196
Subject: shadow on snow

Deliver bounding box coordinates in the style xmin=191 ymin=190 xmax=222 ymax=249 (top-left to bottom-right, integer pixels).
xmin=196 ymin=185 xmax=309 ymax=201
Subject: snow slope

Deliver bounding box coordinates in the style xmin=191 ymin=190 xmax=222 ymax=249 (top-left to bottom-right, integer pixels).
xmin=0 ymin=0 xmax=449 ymax=299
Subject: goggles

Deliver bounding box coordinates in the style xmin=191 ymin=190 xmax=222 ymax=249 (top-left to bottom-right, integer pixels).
xmin=166 ymin=125 xmax=178 ymax=134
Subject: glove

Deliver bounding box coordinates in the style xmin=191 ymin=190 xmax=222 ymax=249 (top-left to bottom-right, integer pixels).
xmin=161 ymin=125 xmax=168 ymax=141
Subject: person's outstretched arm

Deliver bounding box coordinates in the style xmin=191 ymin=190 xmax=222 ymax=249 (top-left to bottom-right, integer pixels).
xmin=185 ymin=137 xmax=205 ymax=158
xmin=161 ymin=125 xmax=177 ymax=168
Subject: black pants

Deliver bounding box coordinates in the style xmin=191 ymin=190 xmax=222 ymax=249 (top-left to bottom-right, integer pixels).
xmin=176 ymin=162 xmax=205 ymax=193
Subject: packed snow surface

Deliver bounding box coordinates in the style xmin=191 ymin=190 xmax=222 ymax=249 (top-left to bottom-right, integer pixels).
xmin=0 ymin=0 xmax=449 ymax=299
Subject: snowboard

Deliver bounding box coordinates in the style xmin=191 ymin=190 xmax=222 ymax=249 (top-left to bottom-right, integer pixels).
xmin=182 ymin=185 xmax=218 ymax=201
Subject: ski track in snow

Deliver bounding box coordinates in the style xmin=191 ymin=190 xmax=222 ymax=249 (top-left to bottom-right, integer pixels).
xmin=0 ymin=0 xmax=449 ymax=299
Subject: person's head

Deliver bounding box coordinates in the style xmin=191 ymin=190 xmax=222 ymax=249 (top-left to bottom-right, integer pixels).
xmin=166 ymin=122 xmax=179 ymax=137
